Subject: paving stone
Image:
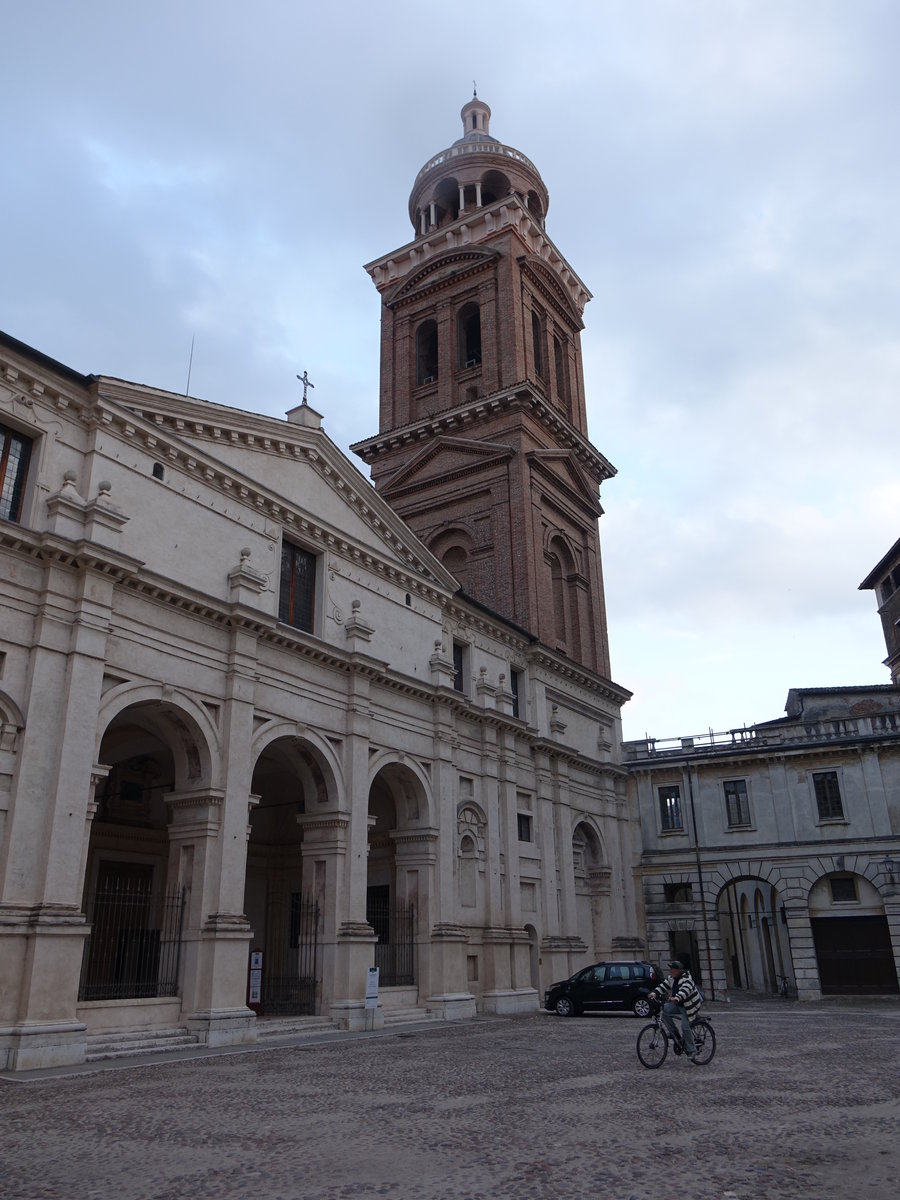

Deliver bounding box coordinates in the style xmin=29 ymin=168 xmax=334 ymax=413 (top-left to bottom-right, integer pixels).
xmin=2 ymin=998 xmax=898 ymax=1199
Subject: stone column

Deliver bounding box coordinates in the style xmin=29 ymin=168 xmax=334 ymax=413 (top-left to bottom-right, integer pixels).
xmin=297 ymin=813 xmax=352 ymax=1017
xmin=165 ymin=789 xmax=251 ymax=1045
xmin=391 ymin=828 xmax=439 ymax=1000
xmin=331 ymin=669 xmax=378 ymax=1031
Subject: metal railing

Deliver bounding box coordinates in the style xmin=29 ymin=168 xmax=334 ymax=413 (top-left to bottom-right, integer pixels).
xmin=367 ymin=897 xmax=416 ymax=987
xmin=261 ymin=891 xmax=321 ymax=1016
xmin=79 ymin=881 xmax=185 ymax=1002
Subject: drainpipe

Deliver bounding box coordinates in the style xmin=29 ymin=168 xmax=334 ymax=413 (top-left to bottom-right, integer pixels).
xmin=685 ymin=763 xmax=716 ymax=1001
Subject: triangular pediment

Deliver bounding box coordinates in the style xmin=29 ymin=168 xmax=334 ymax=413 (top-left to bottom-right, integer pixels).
xmin=518 ymin=255 xmax=584 ymax=329
xmin=386 ymin=247 xmax=500 ymax=308
xmin=91 ymin=379 xmax=460 ymax=592
xmin=382 ymin=435 xmax=514 ymax=499
xmin=526 ymin=449 xmax=602 ymax=517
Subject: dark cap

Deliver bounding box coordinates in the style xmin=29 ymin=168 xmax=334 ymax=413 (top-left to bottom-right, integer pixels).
xmin=668 ymin=959 xmax=686 ymax=969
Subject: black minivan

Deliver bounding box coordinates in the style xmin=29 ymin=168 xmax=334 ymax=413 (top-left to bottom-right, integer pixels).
xmin=544 ymin=960 xmax=660 ymax=1017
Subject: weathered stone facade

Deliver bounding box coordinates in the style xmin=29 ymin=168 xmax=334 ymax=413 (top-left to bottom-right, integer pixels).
xmin=628 ymin=686 xmax=900 ymax=1000
xmin=0 ymin=100 xmax=641 ymax=1072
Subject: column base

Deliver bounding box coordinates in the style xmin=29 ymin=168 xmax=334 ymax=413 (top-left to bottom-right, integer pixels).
xmin=330 ymin=999 xmax=384 ymax=1031
xmin=480 ymin=987 xmax=539 ymax=1016
xmin=186 ymin=1007 xmax=257 ymax=1048
xmin=424 ymin=992 xmax=477 ymax=1020
xmin=0 ymin=1020 xmax=87 ymax=1072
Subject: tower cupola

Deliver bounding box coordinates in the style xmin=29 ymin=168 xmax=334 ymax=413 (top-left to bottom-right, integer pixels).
xmin=408 ymin=96 xmax=549 ymax=236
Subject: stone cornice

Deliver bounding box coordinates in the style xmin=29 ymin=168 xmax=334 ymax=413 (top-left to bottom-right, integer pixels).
xmin=529 ymin=646 xmax=632 ymax=707
xmin=365 ymin=195 xmax=591 ymax=315
xmin=351 ymin=385 xmax=616 ymax=482
xmin=384 ymin=247 xmax=501 ymax=310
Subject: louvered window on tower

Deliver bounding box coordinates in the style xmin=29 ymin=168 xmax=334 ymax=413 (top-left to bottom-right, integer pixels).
xmin=416 ymin=320 xmax=439 ymax=386
xmin=279 ymin=541 xmax=316 ymax=633
xmin=457 ymin=302 xmax=481 ymax=369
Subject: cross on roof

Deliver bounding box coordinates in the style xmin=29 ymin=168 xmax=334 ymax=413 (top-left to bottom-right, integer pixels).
xmin=296 ymin=370 xmax=315 ymax=404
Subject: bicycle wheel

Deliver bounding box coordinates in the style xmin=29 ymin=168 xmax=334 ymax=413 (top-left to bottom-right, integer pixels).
xmin=690 ymin=1020 xmax=716 ymax=1065
xmin=636 ymin=1022 xmax=668 ymax=1069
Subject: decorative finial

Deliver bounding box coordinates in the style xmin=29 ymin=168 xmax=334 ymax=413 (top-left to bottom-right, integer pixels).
xmin=473 ymin=80 xmax=477 ymax=97
xmin=296 ymin=370 xmax=315 ymax=405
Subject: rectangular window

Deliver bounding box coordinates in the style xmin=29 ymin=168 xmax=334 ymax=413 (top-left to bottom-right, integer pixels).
xmin=279 ymin=540 xmax=316 ymax=632
xmin=0 ymin=423 xmax=33 ymax=523
xmin=723 ymin=779 xmax=751 ymax=827
xmin=509 ymin=668 xmax=522 ymax=719
xmin=517 ymin=813 xmax=533 ymax=842
xmin=813 ymin=771 xmax=844 ymax=821
xmin=829 ymin=876 xmax=857 ymax=903
xmin=658 ymin=785 xmax=683 ymax=832
xmin=452 ymin=642 xmax=466 ymax=693
xmin=664 ymin=882 xmax=692 ymax=903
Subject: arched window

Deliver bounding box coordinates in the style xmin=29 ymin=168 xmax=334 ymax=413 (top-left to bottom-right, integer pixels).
xmin=550 ymin=553 xmax=566 ymax=644
xmin=457 ymin=302 xmax=481 ymax=369
xmin=554 ymin=335 xmax=570 ymax=413
xmin=416 ymin=320 xmax=438 ymax=386
xmin=531 ymin=309 xmax=545 ymax=378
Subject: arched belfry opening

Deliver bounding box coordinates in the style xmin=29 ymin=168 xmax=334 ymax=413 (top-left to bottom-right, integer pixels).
xmin=244 ymin=737 xmax=334 ymax=1015
xmin=457 ymin=301 xmax=482 ymax=369
xmin=415 ymin=319 xmax=438 ymax=386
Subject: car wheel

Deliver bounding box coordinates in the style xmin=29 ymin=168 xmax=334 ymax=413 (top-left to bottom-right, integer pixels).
xmin=555 ymin=996 xmax=576 ymax=1017
xmin=632 ymin=996 xmax=652 ymax=1018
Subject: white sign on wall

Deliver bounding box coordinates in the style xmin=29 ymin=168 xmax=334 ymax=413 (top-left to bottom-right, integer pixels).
xmin=364 ymin=965 xmax=380 ymax=1010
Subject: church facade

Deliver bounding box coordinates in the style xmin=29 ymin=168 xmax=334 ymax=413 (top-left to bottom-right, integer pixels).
xmin=0 ymin=100 xmax=638 ymax=1071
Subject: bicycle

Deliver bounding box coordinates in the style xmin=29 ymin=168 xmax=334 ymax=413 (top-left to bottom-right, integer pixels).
xmin=636 ymin=1004 xmax=716 ymax=1069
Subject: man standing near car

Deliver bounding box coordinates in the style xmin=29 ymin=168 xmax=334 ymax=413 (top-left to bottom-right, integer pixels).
xmin=651 ymin=960 xmax=703 ymax=1063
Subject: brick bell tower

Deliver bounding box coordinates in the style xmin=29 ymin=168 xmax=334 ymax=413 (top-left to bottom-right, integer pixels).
xmin=353 ymin=96 xmax=616 ymax=678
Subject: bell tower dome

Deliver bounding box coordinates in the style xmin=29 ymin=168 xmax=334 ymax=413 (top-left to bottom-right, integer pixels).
xmin=353 ymin=99 xmax=617 ymax=679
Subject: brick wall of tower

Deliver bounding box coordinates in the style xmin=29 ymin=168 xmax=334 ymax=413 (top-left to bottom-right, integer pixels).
xmin=360 ymin=199 xmax=614 ymax=680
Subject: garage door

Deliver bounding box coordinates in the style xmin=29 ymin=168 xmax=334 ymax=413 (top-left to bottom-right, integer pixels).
xmin=811 ymin=916 xmax=899 ymax=995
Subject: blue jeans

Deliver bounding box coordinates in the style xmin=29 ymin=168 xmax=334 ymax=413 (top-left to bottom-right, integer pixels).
xmin=662 ymin=1002 xmax=696 ymax=1055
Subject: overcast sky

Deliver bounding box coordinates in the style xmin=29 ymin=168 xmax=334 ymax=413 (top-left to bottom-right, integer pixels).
xmin=4 ymin=1 xmax=898 ymax=740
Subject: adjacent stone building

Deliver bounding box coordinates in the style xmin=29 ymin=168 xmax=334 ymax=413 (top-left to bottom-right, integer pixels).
xmin=628 ymin=681 xmax=900 ymax=1000
xmin=0 ymin=100 xmax=640 ymax=1071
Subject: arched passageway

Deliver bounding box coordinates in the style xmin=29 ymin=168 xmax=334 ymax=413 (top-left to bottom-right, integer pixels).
xmin=81 ymin=701 xmax=207 ymax=1003
xmin=809 ymin=872 xmax=899 ymax=995
xmin=244 ymin=737 xmax=333 ymax=1014
xmin=717 ymin=877 xmax=792 ymax=994
xmin=366 ymin=762 xmax=432 ymax=989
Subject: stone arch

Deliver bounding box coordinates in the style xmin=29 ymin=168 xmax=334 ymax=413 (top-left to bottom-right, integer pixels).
xmin=366 ymin=754 xmax=433 ymax=829
xmin=430 ymin=526 xmax=474 ymax=591
xmin=366 ymin=757 xmax=436 ymax=989
xmin=712 ymin=864 xmax=791 ymax=995
xmin=545 ymin=532 xmax=581 ymax=655
xmin=805 ymin=864 xmax=899 ymax=996
xmin=457 ymin=801 xmax=487 ymax=858
xmin=480 ymin=168 xmax=510 ymax=206
xmin=95 ymin=681 xmax=218 ymax=790
xmin=0 ymin=688 xmax=24 ymax=757
xmin=250 ymin=721 xmax=343 ymax=810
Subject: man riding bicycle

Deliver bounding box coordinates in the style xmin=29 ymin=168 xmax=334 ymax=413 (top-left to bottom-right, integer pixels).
xmin=650 ymin=960 xmax=703 ymax=1064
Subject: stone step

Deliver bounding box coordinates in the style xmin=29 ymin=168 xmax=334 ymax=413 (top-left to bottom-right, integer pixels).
xmin=382 ymin=1006 xmax=441 ymax=1026
xmin=256 ymin=1016 xmax=336 ymax=1040
xmin=85 ymin=1027 xmax=200 ymax=1061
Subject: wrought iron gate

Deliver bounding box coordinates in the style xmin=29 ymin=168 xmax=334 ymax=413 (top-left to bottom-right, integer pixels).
xmin=262 ymin=890 xmax=321 ymax=1015
xmin=79 ymin=879 xmax=186 ymax=1001
xmin=367 ymin=892 xmax=415 ymax=987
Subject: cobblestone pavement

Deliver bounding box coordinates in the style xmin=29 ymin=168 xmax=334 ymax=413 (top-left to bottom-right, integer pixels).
xmin=2 ymin=999 xmax=899 ymax=1200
